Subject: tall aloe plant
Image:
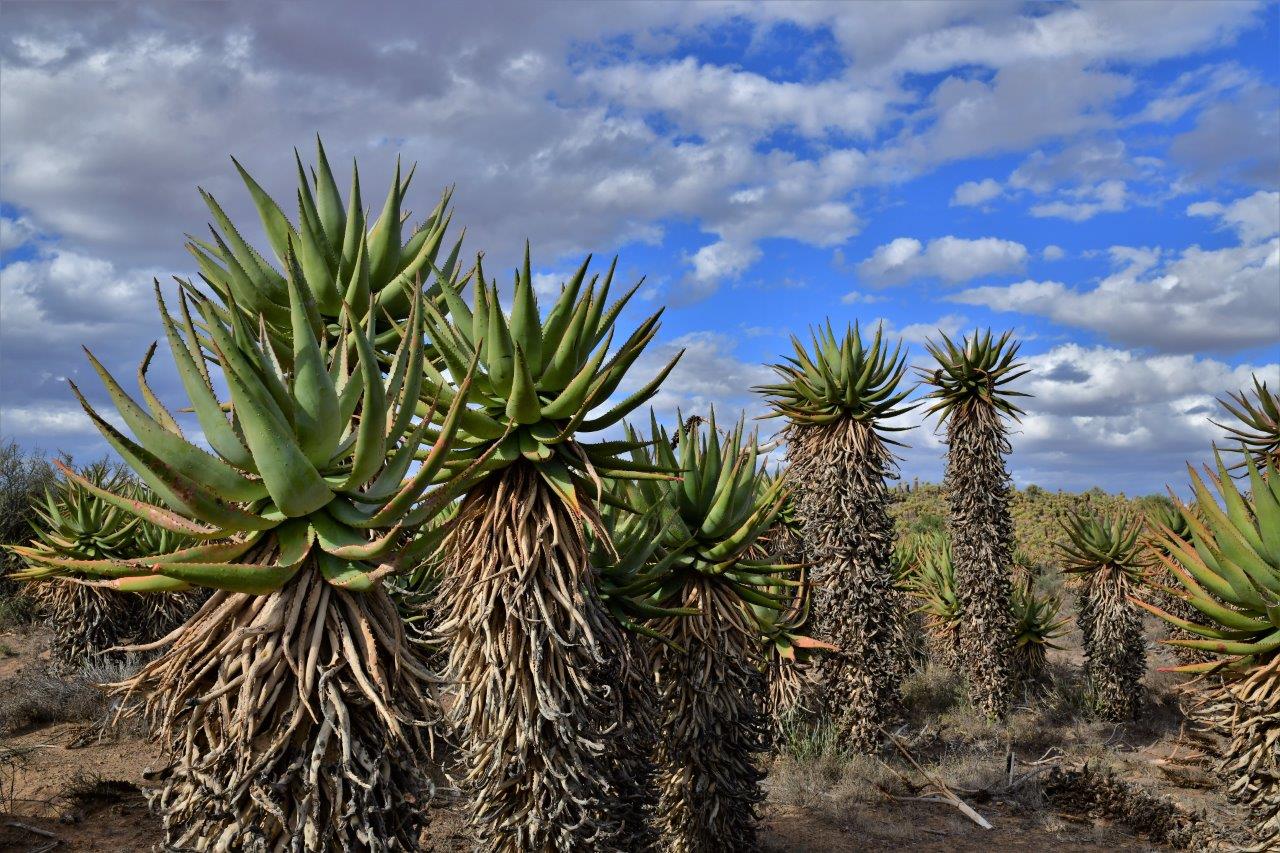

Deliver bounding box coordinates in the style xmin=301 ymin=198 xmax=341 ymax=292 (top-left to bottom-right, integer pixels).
xmin=757 ymin=322 xmax=914 ymax=753
xmin=921 ymin=329 xmax=1028 ymax=720
xmin=423 ymin=246 xmax=680 ymax=851
xmin=22 ymin=257 xmax=470 ymax=848
xmin=1135 ymin=457 xmax=1280 ymax=846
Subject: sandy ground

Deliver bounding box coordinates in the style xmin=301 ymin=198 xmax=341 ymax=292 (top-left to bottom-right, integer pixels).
xmin=0 ymin=622 xmax=1247 ymax=852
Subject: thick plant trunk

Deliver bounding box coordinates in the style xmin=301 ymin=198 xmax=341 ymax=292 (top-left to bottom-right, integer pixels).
xmin=34 ymin=580 xmax=143 ymax=670
xmin=788 ymin=420 xmax=901 ymax=754
xmin=438 ymin=464 xmax=629 ymax=852
xmin=652 ymin=580 xmax=767 ymax=853
xmin=1079 ymin=568 xmax=1145 ymax=721
xmin=615 ymin=633 xmax=660 ymax=852
xmin=945 ymin=406 xmax=1016 ymax=720
xmin=115 ymin=561 xmax=441 ymax=851
xmin=1195 ymin=659 xmax=1279 ymax=847
xmin=34 ymin=580 xmax=208 ymax=672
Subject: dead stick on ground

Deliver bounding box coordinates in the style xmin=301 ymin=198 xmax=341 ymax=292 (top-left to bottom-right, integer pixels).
xmin=880 ymin=727 xmax=994 ymax=831
xmin=6 ymin=821 xmax=57 ymax=838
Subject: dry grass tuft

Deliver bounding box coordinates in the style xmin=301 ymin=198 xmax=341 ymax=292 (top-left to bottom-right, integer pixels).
xmin=0 ymin=657 xmax=142 ymax=736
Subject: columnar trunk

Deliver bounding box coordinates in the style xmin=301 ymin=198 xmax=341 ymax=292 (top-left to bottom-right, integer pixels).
xmin=1012 ymin=640 xmax=1049 ymax=685
xmin=116 ymin=561 xmax=441 ymax=850
xmin=35 ymin=580 xmax=134 ymax=669
xmin=35 ymin=579 xmax=209 ymax=671
xmin=1078 ymin=567 xmax=1145 ymax=721
xmin=438 ymin=464 xmax=630 ymax=852
xmin=652 ymin=579 xmax=767 ymax=853
xmin=615 ymin=633 xmax=660 ymax=852
xmin=788 ymin=419 xmax=901 ymax=754
xmin=945 ymin=404 xmax=1016 ymax=720
xmin=1196 ymin=659 xmax=1279 ymax=847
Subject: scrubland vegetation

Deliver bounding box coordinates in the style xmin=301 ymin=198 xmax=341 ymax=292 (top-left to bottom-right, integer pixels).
xmin=0 ymin=144 xmax=1276 ymax=852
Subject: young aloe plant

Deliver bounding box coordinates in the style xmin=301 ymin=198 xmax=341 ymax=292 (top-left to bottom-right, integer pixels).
xmin=9 ymin=461 xmax=193 ymax=668
xmin=424 ymin=246 xmax=680 ymax=851
xmin=902 ymin=532 xmax=963 ymax=668
xmin=1010 ymin=573 xmax=1069 ymax=684
xmin=1134 ymin=456 xmax=1280 ymax=846
xmin=637 ymin=410 xmax=794 ymax=853
xmin=1140 ymin=499 xmax=1212 ymax=666
xmin=1057 ymin=509 xmax=1147 ymax=720
xmin=33 ymin=257 xmax=470 ymax=849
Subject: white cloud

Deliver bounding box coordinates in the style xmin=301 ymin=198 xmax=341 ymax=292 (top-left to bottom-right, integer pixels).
xmin=619 ymin=331 xmax=774 ymax=424
xmin=859 ymin=2 xmax=1260 ymax=77
xmin=1187 ymin=190 xmax=1280 ymax=244
xmin=0 ymin=248 xmax=170 ymax=455
xmin=950 ymin=178 xmax=1002 ymax=207
xmin=841 ymin=289 xmax=886 ymax=305
xmin=0 ymin=215 xmax=39 ymax=253
xmin=879 ymin=313 xmax=968 ymax=346
xmin=1009 ymin=139 xmax=1138 ymax=193
xmin=857 ymin=235 xmax=1028 ymax=286
xmin=584 ymin=57 xmax=894 ymax=139
xmin=0 ymin=401 xmax=111 ymax=437
xmin=953 ymin=238 xmax=1280 ymax=353
xmin=1029 ymin=180 xmax=1128 ymax=221
xmin=685 ymin=240 xmax=761 ymax=291
xmin=1042 ymin=245 xmax=1065 ymax=261
xmin=1005 ymin=343 xmax=1278 ymax=492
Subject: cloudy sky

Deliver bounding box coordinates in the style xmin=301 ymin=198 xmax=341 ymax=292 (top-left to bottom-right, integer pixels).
xmin=1 ymin=0 xmax=1277 ymax=494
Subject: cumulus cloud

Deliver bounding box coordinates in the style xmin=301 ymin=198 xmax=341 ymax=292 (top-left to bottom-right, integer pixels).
xmin=1005 ymin=343 xmax=1277 ymax=492
xmin=617 ymin=331 xmax=774 ymax=425
xmin=0 ymin=215 xmax=38 ymax=253
xmin=1187 ymin=190 xmax=1280 ymax=244
xmin=1009 ymin=139 xmax=1138 ymax=193
xmin=0 ymin=247 xmax=170 ymax=454
xmin=878 ymin=313 xmax=968 ymax=346
xmin=952 ymin=237 xmax=1280 ymax=353
xmin=1029 ymin=179 xmax=1128 ymax=221
xmin=1042 ymin=245 xmax=1065 ymax=261
xmin=857 ymin=235 xmax=1028 ymax=286
xmin=950 ymin=178 xmax=1002 ymax=207
xmin=584 ymin=57 xmax=894 ymax=139
xmin=1170 ymin=84 xmax=1280 ymax=187
xmin=841 ymin=289 xmax=886 ymax=305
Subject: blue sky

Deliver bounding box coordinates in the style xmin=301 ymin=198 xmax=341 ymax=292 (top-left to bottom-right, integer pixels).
xmin=1 ymin=1 xmax=1277 ymax=494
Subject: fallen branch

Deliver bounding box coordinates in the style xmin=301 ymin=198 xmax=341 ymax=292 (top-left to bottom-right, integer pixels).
xmin=6 ymin=820 xmax=57 ymax=838
xmin=880 ymin=727 xmax=993 ymax=830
